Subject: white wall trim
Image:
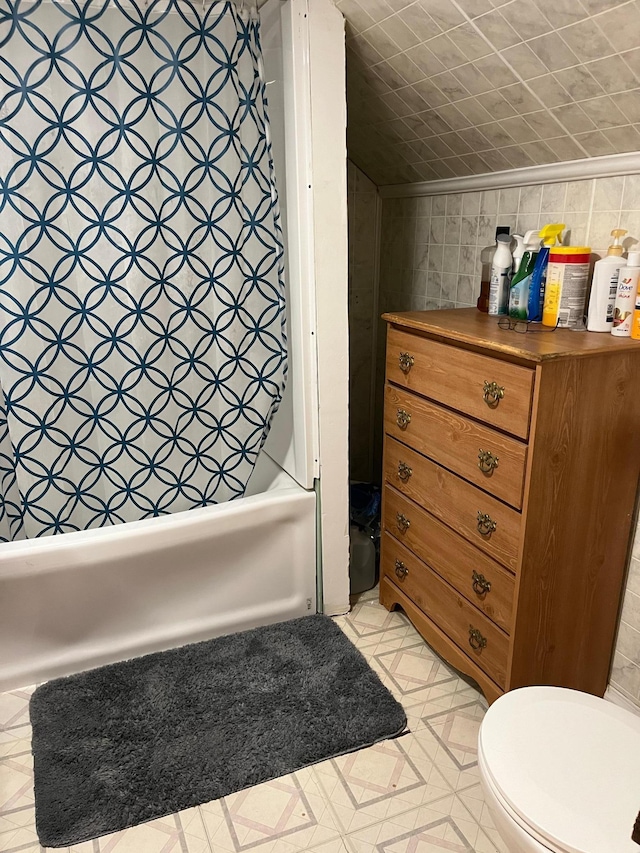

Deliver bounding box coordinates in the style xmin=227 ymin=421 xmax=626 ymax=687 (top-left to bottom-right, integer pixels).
xmin=379 ymin=152 xmax=640 ymax=199
xmin=308 ymin=0 xmax=350 ymax=617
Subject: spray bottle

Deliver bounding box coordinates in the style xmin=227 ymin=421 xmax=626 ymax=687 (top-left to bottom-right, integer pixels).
xmin=527 ymin=223 xmax=565 ymax=322
xmin=508 ymin=230 xmax=540 ymax=320
xmin=511 ymin=234 xmax=526 ymax=276
xmin=488 ymin=233 xmax=513 ymax=315
xmin=586 ymin=229 xmax=627 ymax=332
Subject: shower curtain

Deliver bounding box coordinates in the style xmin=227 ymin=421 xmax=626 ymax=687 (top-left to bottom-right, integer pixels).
xmin=0 ymin=0 xmax=287 ymax=541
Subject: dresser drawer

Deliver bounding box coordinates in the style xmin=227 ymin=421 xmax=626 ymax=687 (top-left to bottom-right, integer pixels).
xmin=384 ymin=436 xmax=521 ymax=571
xmin=382 ymin=536 xmax=509 ymax=687
xmin=385 ymin=384 xmax=527 ymax=509
xmin=384 ymin=486 xmax=515 ymax=632
xmin=386 ymin=326 xmax=534 ymax=440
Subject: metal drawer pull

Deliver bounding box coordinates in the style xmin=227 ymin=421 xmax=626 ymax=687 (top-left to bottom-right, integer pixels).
xmin=472 ymin=570 xmax=491 ymax=595
xmin=396 ymin=512 xmax=410 ymax=533
xmin=395 ymin=559 xmax=409 ymax=579
xmin=396 ymin=409 xmax=412 ymax=429
xmin=397 ymin=461 xmax=413 ymax=482
xmin=483 ymin=380 xmax=505 ymax=408
xmin=399 ymin=351 xmax=415 ymax=373
xmin=477 ymin=511 xmax=497 ymax=535
xmin=469 ymin=627 xmax=487 ymax=650
xmin=478 ymin=449 xmax=499 ymax=474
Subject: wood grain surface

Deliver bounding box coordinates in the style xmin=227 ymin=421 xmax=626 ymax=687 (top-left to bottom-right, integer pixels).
xmin=385 ymin=383 xmax=527 ymax=508
xmin=386 ymin=325 xmax=535 ymax=439
xmin=383 ymin=486 xmax=515 ymax=632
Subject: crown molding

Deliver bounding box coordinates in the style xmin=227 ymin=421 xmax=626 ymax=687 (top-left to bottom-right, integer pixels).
xmin=378 ymin=152 xmax=640 ymax=198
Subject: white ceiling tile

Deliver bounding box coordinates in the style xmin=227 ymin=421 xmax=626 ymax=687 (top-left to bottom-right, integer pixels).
xmin=473 ymin=10 xmax=521 ymax=50
xmin=501 ymin=115 xmax=541 ymax=142
xmin=574 ymin=129 xmax=617 ymax=155
xmin=338 ymin=0 xmax=640 ymax=184
xmin=560 ymin=18 xmax=617 ymax=64
xmin=417 ymin=0 xmax=464 ymax=29
xmin=431 ymin=70 xmax=471 ymax=101
xmin=527 ymin=31 xmax=580 ymax=72
xmin=531 ymin=0 xmax=589 ymax=27
xmin=425 ymin=33 xmax=468 ymax=70
xmin=587 ymin=55 xmax=639 ymax=95
xmin=475 ymin=89 xmax=518 ymax=119
xmin=553 ymin=65 xmax=605 ymax=100
xmin=578 ymin=94 xmax=628 ymax=128
xmin=362 ymin=23 xmax=404 ymax=59
xmin=500 ymin=0 xmax=553 ymax=38
xmin=405 ymin=43 xmax=447 ymax=77
xmin=601 ymin=124 xmax=640 ymax=154
xmin=447 ymin=23 xmax=493 ymax=61
xmin=473 ymin=53 xmax=519 ymax=87
xmin=396 ymin=4 xmax=439 ymax=43
xmin=500 ymin=43 xmax=548 ymax=80
xmin=451 ymin=63 xmax=494 ymax=95
xmin=379 ymin=15 xmax=421 ymax=51
xmin=597 ymin=3 xmax=640 ymax=53
xmin=550 ymin=103 xmax=596 ymax=134
xmin=526 ymin=74 xmax=572 ymax=108
xmin=386 ymin=53 xmax=427 ymax=85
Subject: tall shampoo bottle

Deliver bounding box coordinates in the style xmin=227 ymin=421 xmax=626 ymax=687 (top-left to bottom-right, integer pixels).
xmin=611 ymin=252 xmax=640 ymax=338
xmin=624 ymin=252 xmax=640 ymax=341
xmin=488 ymin=233 xmax=512 ymax=315
xmin=586 ymin=229 xmax=627 ymax=332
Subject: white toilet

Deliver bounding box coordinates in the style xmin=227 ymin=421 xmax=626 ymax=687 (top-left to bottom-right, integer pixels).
xmin=477 ymin=686 xmax=640 ymax=853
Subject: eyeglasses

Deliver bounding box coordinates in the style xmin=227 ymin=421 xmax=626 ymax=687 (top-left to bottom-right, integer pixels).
xmin=497 ymin=317 xmax=558 ymax=333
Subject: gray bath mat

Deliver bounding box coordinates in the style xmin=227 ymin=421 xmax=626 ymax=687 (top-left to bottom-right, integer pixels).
xmin=30 ymin=614 xmax=407 ymax=847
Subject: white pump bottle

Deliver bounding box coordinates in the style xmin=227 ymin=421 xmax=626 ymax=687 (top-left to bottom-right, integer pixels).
xmin=586 ymin=229 xmax=627 ymax=332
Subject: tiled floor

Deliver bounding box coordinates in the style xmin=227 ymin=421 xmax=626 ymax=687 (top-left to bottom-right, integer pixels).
xmin=0 ymin=588 xmax=508 ymax=853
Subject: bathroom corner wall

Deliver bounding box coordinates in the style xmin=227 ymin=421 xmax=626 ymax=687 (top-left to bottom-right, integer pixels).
xmin=348 ymin=160 xmax=380 ymax=484
xmin=376 ymin=173 xmax=640 ymax=707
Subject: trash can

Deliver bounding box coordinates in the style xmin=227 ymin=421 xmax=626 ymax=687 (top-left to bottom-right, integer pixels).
xmin=349 ymin=483 xmax=381 ymax=595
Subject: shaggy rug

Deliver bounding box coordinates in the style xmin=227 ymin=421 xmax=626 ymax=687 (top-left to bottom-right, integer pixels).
xmin=30 ymin=614 xmax=407 ymax=847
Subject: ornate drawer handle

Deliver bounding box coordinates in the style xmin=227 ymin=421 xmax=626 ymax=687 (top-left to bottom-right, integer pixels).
xmin=396 ymin=409 xmax=412 ymax=429
xmin=469 ymin=626 xmax=487 ymax=651
xmin=396 ymin=512 xmax=411 ymax=533
xmin=397 ymin=462 xmax=413 ymax=482
xmin=395 ymin=559 xmax=409 ymax=579
xmin=399 ymin=351 xmax=415 ymax=373
xmin=472 ymin=570 xmax=492 ymax=595
xmin=477 ymin=511 xmax=497 ymax=536
xmin=483 ymin=380 xmax=505 ymax=408
xmin=478 ymin=449 xmax=499 ymax=474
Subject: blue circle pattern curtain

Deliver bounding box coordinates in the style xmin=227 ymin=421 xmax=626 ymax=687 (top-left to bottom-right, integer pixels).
xmin=0 ymin=0 xmax=287 ymax=540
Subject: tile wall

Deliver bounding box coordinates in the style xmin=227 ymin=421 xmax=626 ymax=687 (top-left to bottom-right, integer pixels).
xmin=369 ymin=173 xmax=640 ymax=706
xmin=336 ymin=0 xmax=640 ymax=185
xmin=348 ymin=160 xmax=380 ymax=483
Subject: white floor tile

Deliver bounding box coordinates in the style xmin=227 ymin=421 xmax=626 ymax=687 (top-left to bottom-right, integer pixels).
xmin=0 ymin=597 xmax=497 ymax=853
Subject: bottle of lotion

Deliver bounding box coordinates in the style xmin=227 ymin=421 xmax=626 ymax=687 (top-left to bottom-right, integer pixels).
xmin=586 ymin=229 xmax=627 ymax=332
xmin=477 ymin=226 xmax=510 ymax=312
xmin=616 ymin=252 xmax=640 ymax=338
xmin=488 ymin=233 xmax=512 ymax=315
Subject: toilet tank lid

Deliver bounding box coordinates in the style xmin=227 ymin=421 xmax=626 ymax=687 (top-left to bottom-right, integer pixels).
xmin=478 ymin=686 xmax=640 ymax=853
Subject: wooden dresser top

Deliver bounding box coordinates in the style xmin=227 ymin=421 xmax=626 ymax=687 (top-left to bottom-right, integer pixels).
xmin=383 ymin=308 xmax=640 ymax=364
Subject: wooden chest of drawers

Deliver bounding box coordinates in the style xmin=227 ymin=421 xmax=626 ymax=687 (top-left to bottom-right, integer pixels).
xmin=380 ymin=308 xmax=640 ymax=704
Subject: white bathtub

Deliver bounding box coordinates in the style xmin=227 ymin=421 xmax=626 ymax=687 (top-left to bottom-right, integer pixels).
xmin=0 ymin=452 xmax=316 ymax=691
